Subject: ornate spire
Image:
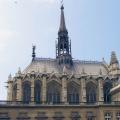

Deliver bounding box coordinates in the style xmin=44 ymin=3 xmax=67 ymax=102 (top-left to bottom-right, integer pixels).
xmin=56 ymin=5 xmax=73 ymax=66
xmin=110 ymin=51 xmax=119 ymax=65
xmin=58 ymin=4 xmax=67 ymax=33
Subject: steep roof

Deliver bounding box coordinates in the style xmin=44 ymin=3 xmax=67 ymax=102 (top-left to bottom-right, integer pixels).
xmin=23 ymin=58 xmax=108 ymax=75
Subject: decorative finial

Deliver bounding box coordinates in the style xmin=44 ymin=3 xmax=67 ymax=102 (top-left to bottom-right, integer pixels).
xmin=32 ymin=45 xmax=36 ymax=60
xmin=8 ymin=74 xmax=12 ymax=81
xmin=61 ymin=4 xmax=64 ymax=10
xmin=63 ymin=65 xmax=67 ymax=75
xmin=18 ymin=67 xmax=21 ymax=74
xmin=61 ymin=0 xmax=63 ymax=5
xmin=8 ymin=74 xmax=12 ymax=79
xmin=110 ymin=51 xmax=118 ymax=65
xmin=81 ymin=68 xmax=85 ymax=74
xmin=60 ymin=0 xmax=64 ymax=10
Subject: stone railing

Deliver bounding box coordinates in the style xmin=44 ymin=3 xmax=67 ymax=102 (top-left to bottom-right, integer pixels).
xmin=0 ymin=101 xmax=120 ymax=106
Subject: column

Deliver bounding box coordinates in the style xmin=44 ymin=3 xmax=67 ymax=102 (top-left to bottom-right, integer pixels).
xmin=16 ymin=78 xmax=22 ymax=102
xmin=98 ymin=78 xmax=104 ymax=103
xmin=80 ymin=77 xmax=86 ymax=103
xmin=113 ymin=111 xmax=116 ymax=120
xmin=7 ymin=81 xmax=13 ymax=101
xmin=61 ymin=75 xmax=67 ymax=104
xmin=31 ymin=79 xmax=34 ymax=104
xmin=42 ymin=75 xmax=47 ymax=104
xmin=97 ymin=109 xmax=104 ymax=120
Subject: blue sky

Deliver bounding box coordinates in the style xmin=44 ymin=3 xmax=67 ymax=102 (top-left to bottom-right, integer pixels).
xmin=0 ymin=0 xmax=120 ymax=99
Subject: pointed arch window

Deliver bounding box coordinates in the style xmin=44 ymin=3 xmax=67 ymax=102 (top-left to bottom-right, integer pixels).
xmin=60 ymin=44 xmax=63 ymax=50
xmin=67 ymin=82 xmax=79 ymax=104
xmin=103 ymin=81 xmax=112 ymax=103
xmin=86 ymin=82 xmax=96 ymax=103
xmin=47 ymin=81 xmax=61 ymax=104
xmin=34 ymin=80 xmax=41 ymax=104
xmin=22 ymin=81 xmax=31 ymax=104
xmin=60 ymin=44 xmax=63 ymax=54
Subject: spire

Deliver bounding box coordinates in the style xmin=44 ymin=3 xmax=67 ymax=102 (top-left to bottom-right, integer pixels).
xmin=8 ymin=74 xmax=12 ymax=80
xmin=56 ymin=4 xmax=73 ymax=66
xmin=58 ymin=4 xmax=67 ymax=33
xmin=110 ymin=51 xmax=119 ymax=65
xmin=32 ymin=45 xmax=36 ymax=61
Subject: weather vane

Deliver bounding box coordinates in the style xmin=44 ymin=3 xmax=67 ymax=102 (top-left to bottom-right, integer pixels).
xmin=61 ymin=0 xmax=64 ymax=5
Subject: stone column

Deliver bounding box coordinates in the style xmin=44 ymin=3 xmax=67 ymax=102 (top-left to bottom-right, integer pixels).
xmin=31 ymin=79 xmax=34 ymax=104
xmin=98 ymin=78 xmax=104 ymax=103
xmin=80 ymin=77 xmax=86 ymax=103
xmin=7 ymin=80 xmax=13 ymax=101
xmin=42 ymin=75 xmax=47 ymax=104
xmin=61 ymin=75 xmax=67 ymax=104
xmin=113 ymin=111 xmax=116 ymax=120
xmin=97 ymin=109 xmax=104 ymax=120
xmin=16 ymin=78 xmax=22 ymax=102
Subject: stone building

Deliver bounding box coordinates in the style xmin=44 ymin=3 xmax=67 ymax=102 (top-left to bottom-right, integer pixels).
xmin=0 ymin=4 xmax=120 ymax=120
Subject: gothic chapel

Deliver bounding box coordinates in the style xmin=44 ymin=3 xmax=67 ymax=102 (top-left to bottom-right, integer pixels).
xmin=0 ymin=4 xmax=120 ymax=120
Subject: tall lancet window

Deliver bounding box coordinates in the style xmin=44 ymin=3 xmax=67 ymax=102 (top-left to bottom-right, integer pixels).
xmin=34 ymin=80 xmax=41 ymax=104
xmin=47 ymin=81 xmax=61 ymax=104
xmin=22 ymin=81 xmax=31 ymax=104
xmin=67 ymin=82 xmax=79 ymax=104
xmin=103 ymin=81 xmax=112 ymax=103
xmin=86 ymin=82 xmax=96 ymax=103
xmin=12 ymin=84 xmax=17 ymax=102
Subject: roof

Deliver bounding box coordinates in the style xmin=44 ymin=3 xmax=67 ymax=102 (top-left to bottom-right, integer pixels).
xmin=23 ymin=57 xmax=108 ymax=75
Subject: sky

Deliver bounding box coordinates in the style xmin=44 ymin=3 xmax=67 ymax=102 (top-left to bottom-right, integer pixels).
xmin=0 ymin=0 xmax=120 ymax=100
